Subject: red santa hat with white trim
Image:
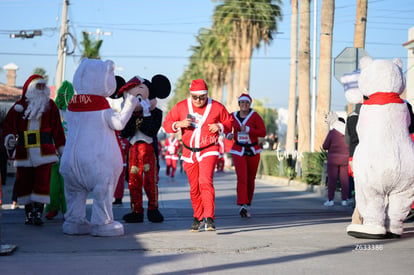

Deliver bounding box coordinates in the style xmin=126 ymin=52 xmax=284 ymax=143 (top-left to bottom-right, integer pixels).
xmin=14 ymin=74 xmax=45 ymax=113
xmin=238 ymin=93 xmax=252 ymax=103
xmin=190 ymin=79 xmax=208 ymax=95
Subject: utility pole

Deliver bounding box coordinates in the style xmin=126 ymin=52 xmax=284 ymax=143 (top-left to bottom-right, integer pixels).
xmin=310 ymin=0 xmax=318 ymax=152
xmin=347 ymin=0 xmax=368 ymax=113
xmin=55 ymin=0 xmax=69 ymax=89
xmin=354 ymin=0 xmax=367 ymax=49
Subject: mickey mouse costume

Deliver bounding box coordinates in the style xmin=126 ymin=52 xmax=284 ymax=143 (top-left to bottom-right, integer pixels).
xmin=119 ymin=74 xmax=171 ymax=223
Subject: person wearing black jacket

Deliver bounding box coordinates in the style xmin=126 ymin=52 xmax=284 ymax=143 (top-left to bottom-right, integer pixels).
xmin=117 ymin=75 xmax=170 ymax=224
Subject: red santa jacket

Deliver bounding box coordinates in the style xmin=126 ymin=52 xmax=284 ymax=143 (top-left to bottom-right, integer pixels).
xmin=164 ymin=137 xmax=180 ymax=160
xmin=2 ymin=99 xmax=66 ymax=167
xmin=228 ymin=110 xmax=266 ymax=156
xmin=163 ymin=98 xmax=231 ymax=163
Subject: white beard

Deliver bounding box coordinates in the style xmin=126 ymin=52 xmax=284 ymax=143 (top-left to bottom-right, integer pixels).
xmin=24 ymin=86 xmax=51 ymax=120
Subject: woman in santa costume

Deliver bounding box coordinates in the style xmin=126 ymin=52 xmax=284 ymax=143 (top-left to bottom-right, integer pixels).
xmin=2 ymin=74 xmax=65 ymax=225
xmin=226 ymin=93 xmax=266 ymax=218
xmin=163 ymin=79 xmax=231 ymax=232
xmin=164 ymin=133 xmax=181 ymax=178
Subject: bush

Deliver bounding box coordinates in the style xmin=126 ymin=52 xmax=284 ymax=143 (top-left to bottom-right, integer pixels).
xmin=301 ymin=151 xmax=327 ymax=185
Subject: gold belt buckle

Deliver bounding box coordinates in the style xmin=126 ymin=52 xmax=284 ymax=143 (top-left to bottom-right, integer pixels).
xmin=24 ymin=130 xmax=41 ymax=148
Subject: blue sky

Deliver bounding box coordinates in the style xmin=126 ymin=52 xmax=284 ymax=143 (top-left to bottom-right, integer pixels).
xmin=0 ymin=0 xmax=412 ymax=111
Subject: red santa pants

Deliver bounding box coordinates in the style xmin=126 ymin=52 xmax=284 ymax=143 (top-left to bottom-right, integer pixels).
xmin=114 ymin=165 xmax=127 ymax=200
xmin=233 ymin=154 xmax=260 ymax=205
xmin=15 ymin=164 xmax=52 ymax=204
xmin=165 ymin=156 xmax=177 ymax=177
xmin=183 ymin=155 xmax=218 ymax=220
xmin=128 ymin=142 xmax=159 ymax=213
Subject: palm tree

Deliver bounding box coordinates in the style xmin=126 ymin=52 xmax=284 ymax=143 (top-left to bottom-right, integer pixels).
xmin=213 ymin=0 xmax=282 ymax=111
xmin=33 ymin=67 xmax=49 ymax=83
xmin=195 ymin=28 xmax=229 ymax=102
xmin=286 ymin=0 xmax=299 ymax=155
xmin=297 ymin=0 xmax=311 ymax=154
xmin=314 ymin=0 xmax=335 ymax=151
xmin=80 ymin=31 xmax=102 ymax=59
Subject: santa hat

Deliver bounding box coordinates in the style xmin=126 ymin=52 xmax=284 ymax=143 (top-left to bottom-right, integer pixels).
xmin=238 ymin=93 xmax=252 ymax=103
xmin=14 ymin=74 xmax=45 ymax=113
xmin=22 ymin=74 xmax=44 ymax=98
xmin=190 ymin=79 xmax=208 ymax=95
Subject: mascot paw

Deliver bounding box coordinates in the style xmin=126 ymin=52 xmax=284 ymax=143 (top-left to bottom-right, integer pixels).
xmin=147 ymin=209 xmax=164 ymax=223
xmin=63 ymin=220 xmax=90 ymax=235
xmin=346 ymin=224 xmax=386 ymax=239
xmin=324 ymin=111 xmax=338 ymax=127
xmin=90 ymin=221 xmax=124 ymax=237
xmin=122 ymin=212 xmax=144 ymax=223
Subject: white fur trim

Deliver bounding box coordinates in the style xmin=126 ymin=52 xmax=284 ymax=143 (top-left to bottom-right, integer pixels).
xmin=238 ymin=95 xmax=251 ymax=102
xmin=190 ymin=90 xmax=208 ymax=95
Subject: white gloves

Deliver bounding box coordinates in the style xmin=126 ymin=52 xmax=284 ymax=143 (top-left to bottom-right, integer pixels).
xmin=4 ymin=134 xmax=16 ymax=151
xmin=324 ymin=111 xmax=338 ymax=127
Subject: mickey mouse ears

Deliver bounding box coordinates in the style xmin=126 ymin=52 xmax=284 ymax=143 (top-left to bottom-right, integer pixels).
xmin=109 ymin=75 xmax=126 ymax=99
xmin=117 ymin=74 xmax=171 ymax=100
xmin=149 ymin=74 xmax=171 ymax=99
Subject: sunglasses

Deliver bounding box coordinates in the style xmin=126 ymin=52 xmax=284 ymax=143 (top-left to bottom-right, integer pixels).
xmin=191 ymin=95 xmax=207 ymax=101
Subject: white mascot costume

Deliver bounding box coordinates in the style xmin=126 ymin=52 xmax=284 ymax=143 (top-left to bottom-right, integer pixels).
xmin=60 ymin=58 xmax=138 ymax=236
xmin=347 ymin=57 xmax=414 ymax=239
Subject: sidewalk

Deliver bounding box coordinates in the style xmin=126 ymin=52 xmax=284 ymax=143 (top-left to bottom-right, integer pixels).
xmin=1 ymin=166 xmax=413 ymax=274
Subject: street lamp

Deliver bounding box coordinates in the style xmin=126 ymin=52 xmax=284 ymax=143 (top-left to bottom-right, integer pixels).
xmin=10 ymin=30 xmax=42 ymax=39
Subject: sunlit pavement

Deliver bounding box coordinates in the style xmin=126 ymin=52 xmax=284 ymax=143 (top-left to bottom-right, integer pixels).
xmin=1 ymin=162 xmax=413 ymax=274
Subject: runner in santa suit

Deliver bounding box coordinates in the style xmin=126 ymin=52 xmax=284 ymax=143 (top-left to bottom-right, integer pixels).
xmin=163 ymin=79 xmax=231 ymax=232
xmin=2 ymin=75 xmax=66 ymax=225
xmin=226 ymin=93 xmax=266 ymax=218
xmin=164 ymin=133 xmax=180 ymax=178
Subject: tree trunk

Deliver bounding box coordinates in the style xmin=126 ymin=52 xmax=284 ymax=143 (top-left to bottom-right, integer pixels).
xmin=314 ymin=0 xmax=335 ymax=151
xmin=225 ymin=67 xmax=234 ymax=110
xmin=286 ymin=0 xmax=299 ymax=155
xmin=298 ymin=0 xmax=311 ymax=155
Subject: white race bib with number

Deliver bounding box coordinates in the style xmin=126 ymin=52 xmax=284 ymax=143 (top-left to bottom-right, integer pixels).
xmin=237 ymin=132 xmax=249 ymax=144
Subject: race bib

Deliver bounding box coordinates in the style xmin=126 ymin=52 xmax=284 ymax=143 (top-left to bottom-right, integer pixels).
xmin=237 ymin=132 xmax=249 ymax=144
xmin=168 ymin=145 xmax=175 ymax=154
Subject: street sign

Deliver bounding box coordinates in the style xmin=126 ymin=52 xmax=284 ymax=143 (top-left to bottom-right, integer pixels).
xmin=334 ymin=47 xmax=369 ymax=82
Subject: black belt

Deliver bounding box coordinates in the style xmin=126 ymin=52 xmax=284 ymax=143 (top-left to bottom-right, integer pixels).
xmin=17 ymin=131 xmax=53 ymax=146
xmin=183 ymin=142 xmax=215 ymax=152
xmin=235 ymin=141 xmax=257 ymax=148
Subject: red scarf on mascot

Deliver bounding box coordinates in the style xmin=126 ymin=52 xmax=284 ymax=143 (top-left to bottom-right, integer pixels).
xmin=67 ymin=94 xmax=110 ymax=112
xmin=363 ymin=92 xmax=404 ymax=105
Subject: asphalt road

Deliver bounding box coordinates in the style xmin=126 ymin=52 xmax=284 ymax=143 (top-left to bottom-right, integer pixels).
xmin=1 ymin=163 xmax=413 ymax=275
